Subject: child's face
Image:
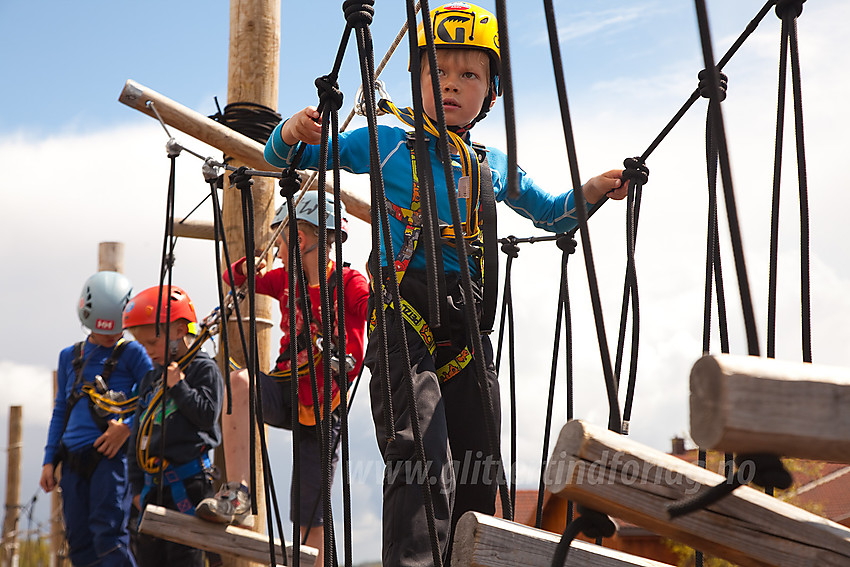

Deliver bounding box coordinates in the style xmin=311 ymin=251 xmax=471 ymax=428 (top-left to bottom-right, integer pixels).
xmin=421 ymin=49 xmax=493 ymax=128
xmin=128 ymin=322 xmax=186 ymax=365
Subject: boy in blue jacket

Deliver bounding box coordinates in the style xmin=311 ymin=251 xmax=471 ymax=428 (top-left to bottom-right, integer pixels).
xmin=264 ymin=3 xmax=629 ymax=564
xmin=41 ymin=271 xmax=152 ymax=567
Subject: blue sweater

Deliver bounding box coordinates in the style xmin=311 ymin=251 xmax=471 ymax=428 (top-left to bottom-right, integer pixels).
xmin=265 ymin=122 xmax=587 ymax=275
xmin=43 ymin=338 xmax=152 ymax=463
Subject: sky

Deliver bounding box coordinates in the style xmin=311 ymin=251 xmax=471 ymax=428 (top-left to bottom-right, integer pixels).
xmin=2 ymin=1 xmax=849 ymax=564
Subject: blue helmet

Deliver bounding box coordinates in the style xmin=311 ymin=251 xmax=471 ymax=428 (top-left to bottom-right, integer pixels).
xmin=77 ymin=271 xmax=133 ymax=335
xmin=271 ymin=191 xmax=348 ymax=242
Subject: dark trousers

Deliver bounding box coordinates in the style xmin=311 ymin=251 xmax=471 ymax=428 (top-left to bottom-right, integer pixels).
xmin=366 ymin=274 xmax=501 ymax=567
xmin=60 ymin=450 xmax=136 ymax=567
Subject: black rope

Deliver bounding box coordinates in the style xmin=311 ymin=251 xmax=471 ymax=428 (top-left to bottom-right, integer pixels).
xmin=667 ymin=453 xmax=791 ymax=518
xmin=494 ymin=237 xmax=520 ymax=520
xmin=405 ymin=0 xmax=447 ymax=332
xmin=639 ymin=0 xmax=775 ymax=163
xmin=154 ymin=149 xmax=179 ymax=505
xmin=695 ymin=0 xmax=761 ymax=358
xmin=210 ymin=98 xmax=282 ymax=145
xmin=542 ymin=0 xmax=622 ymax=434
xmin=204 ymin=164 xmax=233 ymax=415
xmin=535 ymin=234 xmax=576 ymax=529
xmin=615 ymin=159 xmax=648 ymax=433
xmin=550 ymin=506 xmax=615 ymax=567
xmin=494 ymin=0 xmax=520 ymax=201
xmin=768 ymin=0 xmax=811 ymax=362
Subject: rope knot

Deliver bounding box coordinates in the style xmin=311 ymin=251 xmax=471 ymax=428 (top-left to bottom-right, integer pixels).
xmin=775 ymin=0 xmax=805 ymax=19
xmin=736 ymin=453 xmax=792 ymax=491
xmin=228 ymin=166 xmax=253 ymax=192
xmin=698 ymin=69 xmax=728 ymax=102
xmin=556 ymin=234 xmax=577 ymax=254
xmin=278 ymin=168 xmax=302 ymax=199
xmin=622 ymin=157 xmax=649 ymax=186
xmin=315 ymin=75 xmax=344 ymax=112
xmin=342 ymin=0 xmax=374 ymax=27
xmin=500 ymin=237 xmax=520 ymax=258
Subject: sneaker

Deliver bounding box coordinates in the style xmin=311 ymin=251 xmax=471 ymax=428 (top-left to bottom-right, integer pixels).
xmin=195 ymin=482 xmax=254 ymax=527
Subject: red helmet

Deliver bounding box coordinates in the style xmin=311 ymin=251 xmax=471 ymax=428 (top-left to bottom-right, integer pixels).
xmin=123 ymin=285 xmax=198 ymax=333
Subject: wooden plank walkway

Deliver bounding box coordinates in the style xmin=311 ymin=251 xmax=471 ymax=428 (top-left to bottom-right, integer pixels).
xmin=139 ymin=504 xmax=317 ymax=566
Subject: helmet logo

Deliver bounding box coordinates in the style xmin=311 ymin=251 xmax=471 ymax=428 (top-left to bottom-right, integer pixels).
xmin=95 ymin=319 xmax=115 ymax=331
xmin=435 ymin=12 xmax=475 ymax=44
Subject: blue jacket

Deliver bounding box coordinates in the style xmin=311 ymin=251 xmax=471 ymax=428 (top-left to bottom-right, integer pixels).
xmin=265 ymin=122 xmax=587 ymax=275
xmin=44 ymin=338 xmax=152 ymax=463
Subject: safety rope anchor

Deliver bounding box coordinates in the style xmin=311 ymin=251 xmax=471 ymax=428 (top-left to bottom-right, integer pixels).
xmin=355 ymin=80 xmax=391 ymax=116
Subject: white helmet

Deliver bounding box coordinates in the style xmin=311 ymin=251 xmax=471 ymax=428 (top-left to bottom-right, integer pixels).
xmin=271 ymin=191 xmax=348 ymax=243
xmin=77 ymin=271 xmax=133 ymax=335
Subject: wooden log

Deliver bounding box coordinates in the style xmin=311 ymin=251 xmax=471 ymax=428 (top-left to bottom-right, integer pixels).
xmin=1 ymin=406 xmax=22 ymax=565
xmin=98 ymin=242 xmax=125 ymax=273
xmin=690 ymin=354 xmax=850 ymax=462
xmin=451 ymin=511 xmax=674 ymax=567
xmin=545 ymin=419 xmax=850 ymax=567
xmin=117 ymin=79 xmax=371 ymax=224
xmin=222 ymin=3 xmax=280 ymax=565
xmin=139 ymin=505 xmax=316 ymax=566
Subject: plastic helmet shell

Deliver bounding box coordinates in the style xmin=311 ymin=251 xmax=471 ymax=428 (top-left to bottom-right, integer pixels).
xmin=416 ymin=2 xmax=501 ymax=94
xmin=77 ymin=271 xmax=133 ymax=335
xmin=123 ymin=285 xmax=199 ymax=334
xmin=271 ymin=191 xmax=349 ymax=243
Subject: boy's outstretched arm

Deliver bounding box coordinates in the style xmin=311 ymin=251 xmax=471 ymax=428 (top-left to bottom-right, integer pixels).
xmin=281 ymin=106 xmax=323 ymax=146
xmin=582 ymin=169 xmax=629 ymax=204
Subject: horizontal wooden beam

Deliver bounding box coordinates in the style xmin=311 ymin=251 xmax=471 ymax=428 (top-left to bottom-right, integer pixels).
xmin=118 ymin=79 xmax=371 ymax=224
xmin=139 ymin=504 xmax=316 ymax=566
xmin=451 ymin=511 xmax=673 ymax=567
xmin=545 ymin=420 xmax=850 ymax=567
xmin=690 ymin=354 xmax=850 ymax=463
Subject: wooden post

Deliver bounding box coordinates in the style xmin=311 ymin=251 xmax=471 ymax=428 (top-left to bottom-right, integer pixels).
xmin=690 ymin=354 xmax=850 ymax=462
xmin=2 ymin=406 xmax=22 ymax=567
xmin=49 ymin=373 xmax=66 ymax=567
xmin=451 ymin=512 xmax=674 ymax=567
xmin=97 ymin=242 xmax=125 ymax=273
xmin=223 ymin=2 xmax=279 ymax=565
xmin=545 ymin=419 xmax=850 ymax=567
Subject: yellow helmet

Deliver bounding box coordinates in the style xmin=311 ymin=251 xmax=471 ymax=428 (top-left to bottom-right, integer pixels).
xmin=416 ymin=2 xmax=501 ymax=95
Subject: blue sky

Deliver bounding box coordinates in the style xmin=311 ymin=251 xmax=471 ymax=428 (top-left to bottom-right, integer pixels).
xmin=2 ymin=1 xmax=849 ymax=564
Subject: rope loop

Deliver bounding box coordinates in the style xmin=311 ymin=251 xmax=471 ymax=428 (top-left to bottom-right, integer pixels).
xmin=775 ymin=0 xmax=805 ymax=19
xmin=666 ymin=452 xmax=791 ymax=519
xmin=228 ymin=165 xmax=254 ymax=193
xmin=622 ymin=157 xmax=650 ymax=186
xmin=315 ymin=74 xmax=345 ymax=112
xmin=500 ymin=237 xmax=520 ymax=258
xmin=342 ymin=0 xmax=374 ymax=27
xmin=209 ymin=99 xmax=282 ymax=144
xmin=698 ymin=69 xmax=729 ymax=102
xmin=550 ymin=506 xmax=615 ymax=566
xmin=278 ymin=168 xmax=302 ymax=199
xmin=556 ymin=234 xmax=577 ymax=254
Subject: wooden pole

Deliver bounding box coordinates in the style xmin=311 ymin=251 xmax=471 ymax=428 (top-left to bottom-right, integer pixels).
xmin=49 ymin=374 xmax=66 ymax=567
xmin=97 ymin=242 xmax=125 ymax=273
xmin=117 ymin=80 xmax=371 ymax=224
xmin=690 ymin=354 xmax=850 ymax=462
xmin=223 ymin=2 xmax=279 ymax=565
xmin=2 ymin=406 xmax=22 ymax=567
